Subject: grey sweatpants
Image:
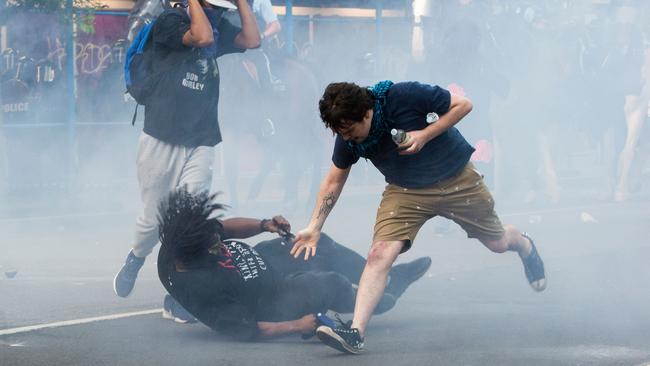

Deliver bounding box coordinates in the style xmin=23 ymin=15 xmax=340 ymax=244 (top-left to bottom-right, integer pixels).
xmin=132 ymin=132 xmax=215 ymax=258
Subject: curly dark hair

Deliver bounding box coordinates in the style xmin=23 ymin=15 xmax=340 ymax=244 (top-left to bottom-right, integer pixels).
xmin=158 ymin=187 xmax=227 ymax=265
xmin=319 ymin=82 xmax=373 ymax=133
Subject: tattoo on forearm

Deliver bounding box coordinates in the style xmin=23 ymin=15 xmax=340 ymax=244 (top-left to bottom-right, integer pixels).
xmin=317 ymin=192 xmax=337 ymax=219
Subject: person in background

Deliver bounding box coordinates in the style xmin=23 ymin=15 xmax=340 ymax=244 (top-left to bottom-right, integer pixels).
xmin=249 ymin=0 xmax=284 ymax=91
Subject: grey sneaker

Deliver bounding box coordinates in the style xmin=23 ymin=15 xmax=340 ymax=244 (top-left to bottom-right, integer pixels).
xmin=316 ymin=322 xmax=364 ymax=354
xmin=162 ymin=295 xmax=197 ymax=324
xmin=385 ymin=257 xmax=432 ymax=298
xmin=113 ymin=250 xmax=144 ymax=298
xmin=373 ymin=292 xmax=397 ymax=315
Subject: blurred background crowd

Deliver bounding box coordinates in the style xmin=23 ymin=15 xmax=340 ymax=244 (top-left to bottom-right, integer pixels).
xmin=0 ymin=0 xmax=648 ymax=217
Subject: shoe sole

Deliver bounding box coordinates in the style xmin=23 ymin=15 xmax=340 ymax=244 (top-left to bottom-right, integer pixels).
xmin=529 ymin=274 xmax=548 ymax=292
xmin=162 ymin=308 xmax=175 ymax=321
xmin=316 ymin=326 xmax=362 ymax=355
xmin=162 ymin=309 xmax=195 ymax=324
xmin=531 ymin=279 xmax=547 ymax=292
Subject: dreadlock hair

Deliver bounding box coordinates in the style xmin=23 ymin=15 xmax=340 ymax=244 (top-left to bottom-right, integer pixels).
xmin=319 ymin=82 xmax=374 ymax=134
xmin=158 ymin=187 xmax=227 ymax=265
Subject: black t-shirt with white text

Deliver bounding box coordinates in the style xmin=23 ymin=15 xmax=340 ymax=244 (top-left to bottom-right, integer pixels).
xmin=144 ymin=9 xmax=244 ymax=147
xmin=158 ymin=240 xmax=278 ymax=341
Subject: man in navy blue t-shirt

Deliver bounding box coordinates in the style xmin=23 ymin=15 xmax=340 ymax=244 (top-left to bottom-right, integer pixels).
xmin=290 ymin=81 xmax=547 ymax=354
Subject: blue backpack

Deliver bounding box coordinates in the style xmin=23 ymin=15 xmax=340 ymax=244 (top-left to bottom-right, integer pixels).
xmin=124 ymin=21 xmax=156 ymax=124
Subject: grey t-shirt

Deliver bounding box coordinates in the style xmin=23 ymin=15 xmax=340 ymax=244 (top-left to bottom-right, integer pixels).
xmin=252 ymin=0 xmax=277 ymax=24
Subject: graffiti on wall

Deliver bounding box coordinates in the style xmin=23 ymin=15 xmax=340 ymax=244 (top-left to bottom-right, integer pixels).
xmin=76 ymin=42 xmax=113 ymax=75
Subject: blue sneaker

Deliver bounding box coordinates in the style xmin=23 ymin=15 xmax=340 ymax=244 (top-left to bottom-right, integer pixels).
xmin=301 ymin=312 xmax=339 ymax=340
xmin=316 ymin=312 xmax=337 ymax=328
xmin=162 ymin=295 xmax=197 ymax=324
xmin=113 ymin=250 xmax=144 ymax=298
xmin=520 ymin=233 xmax=547 ymax=292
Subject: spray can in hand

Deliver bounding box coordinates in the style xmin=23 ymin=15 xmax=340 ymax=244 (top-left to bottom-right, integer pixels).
xmin=391 ymin=128 xmax=411 ymax=145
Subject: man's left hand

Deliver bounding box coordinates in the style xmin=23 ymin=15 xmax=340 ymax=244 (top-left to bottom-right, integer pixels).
xmin=263 ymin=216 xmax=291 ymax=235
xmin=398 ymin=129 xmax=430 ymax=155
xmin=298 ymin=314 xmax=317 ymax=335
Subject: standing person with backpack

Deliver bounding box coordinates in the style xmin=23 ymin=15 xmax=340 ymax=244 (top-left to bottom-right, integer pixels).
xmin=114 ymin=0 xmax=260 ymax=321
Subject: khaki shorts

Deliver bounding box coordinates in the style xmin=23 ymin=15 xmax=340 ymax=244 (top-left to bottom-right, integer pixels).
xmin=373 ymin=162 xmax=504 ymax=252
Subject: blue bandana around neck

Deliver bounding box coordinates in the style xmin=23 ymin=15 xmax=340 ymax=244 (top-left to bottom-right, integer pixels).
xmin=198 ymin=8 xmax=223 ymax=58
xmin=346 ymin=80 xmax=394 ymax=158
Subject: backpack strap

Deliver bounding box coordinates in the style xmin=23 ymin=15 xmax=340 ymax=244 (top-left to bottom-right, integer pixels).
xmin=132 ymin=104 xmax=139 ymax=126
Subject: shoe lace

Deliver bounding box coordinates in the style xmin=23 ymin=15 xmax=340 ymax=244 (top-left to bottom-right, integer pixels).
xmin=333 ymin=313 xmax=352 ymax=329
xmin=126 ymin=253 xmax=144 ymax=267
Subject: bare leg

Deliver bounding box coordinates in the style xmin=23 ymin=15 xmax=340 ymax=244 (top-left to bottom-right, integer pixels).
xmin=615 ymin=94 xmax=648 ymax=201
xmin=481 ymin=224 xmax=545 ymax=291
xmin=616 ymin=49 xmax=650 ymax=201
xmin=481 ymin=224 xmax=529 ymax=255
xmin=537 ymin=134 xmax=560 ymax=204
xmin=350 ymin=240 xmax=404 ymax=337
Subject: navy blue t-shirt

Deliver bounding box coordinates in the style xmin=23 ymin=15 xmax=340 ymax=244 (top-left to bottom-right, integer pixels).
xmin=332 ymin=82 xmax=475 ymax=188
xmin=144 ymin=9 xmax=245 ymax=147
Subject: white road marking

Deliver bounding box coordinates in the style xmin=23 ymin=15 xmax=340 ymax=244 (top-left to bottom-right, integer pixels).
xmin=0 ymin=211 xmax=129 ymax=223
xmin=0 ymin=309 xmax=162 ymax=336
xmin=0 ymin=340 xmax=26 ymax=347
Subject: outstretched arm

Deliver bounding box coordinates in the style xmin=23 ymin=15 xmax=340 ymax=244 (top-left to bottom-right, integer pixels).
xmin=221 ymin=216 xmax=290 ymax=240
xmin=262 ymin=20 xmax=281 ymax=39
xmin=291 ymin=164 xmax=351 ymax=260
xmin=257 ymin=0 xmax=281 ymax=39
xmin=256 ymin=314 xmax=315 ymax=338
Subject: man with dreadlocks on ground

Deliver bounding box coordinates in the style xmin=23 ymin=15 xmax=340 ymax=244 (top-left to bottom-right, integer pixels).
xmin=290 ymin=80 xmax=547 ymax=354
xmin=157 ymin=187 xmax=432 ymax=340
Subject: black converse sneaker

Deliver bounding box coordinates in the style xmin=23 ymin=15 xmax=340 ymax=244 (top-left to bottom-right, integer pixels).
xmin=316 ymin=322 xmax=364 ymax=354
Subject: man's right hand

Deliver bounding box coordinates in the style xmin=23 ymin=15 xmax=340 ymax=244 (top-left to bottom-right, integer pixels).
xmin=290 ymin=228 xmax=320 ymax=260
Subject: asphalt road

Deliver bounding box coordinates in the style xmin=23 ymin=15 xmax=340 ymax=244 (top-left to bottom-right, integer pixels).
xmin=1 ymin=196 xmax=649 ymax=366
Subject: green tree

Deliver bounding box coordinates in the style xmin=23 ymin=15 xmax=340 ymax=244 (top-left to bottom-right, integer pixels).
xmin=1 ymin=0 xmax=105 ymax=33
